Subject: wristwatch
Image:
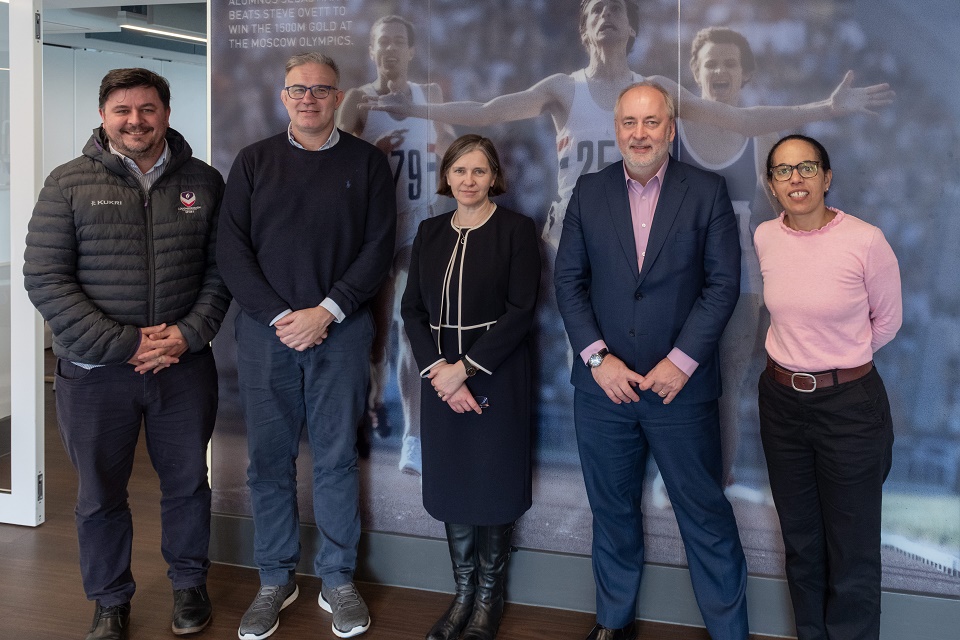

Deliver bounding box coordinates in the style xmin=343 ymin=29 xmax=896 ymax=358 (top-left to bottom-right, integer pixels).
xmin=461 ymin=358 xmax=478 ymax=377
xmin=587 ymin=348 xmax=609 ymax=369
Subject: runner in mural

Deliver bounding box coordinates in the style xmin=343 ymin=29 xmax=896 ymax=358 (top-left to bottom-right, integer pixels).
xmin=338 ymin=15 xmax=454 ymax=476
xmin=362 ymin=0 xmax=893 ymax=260
xmin=652 ymin=26 xmax=776 ymax=509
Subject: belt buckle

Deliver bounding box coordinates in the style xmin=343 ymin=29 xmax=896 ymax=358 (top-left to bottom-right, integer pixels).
xmin=791 ymin=372 xmax=817 ymax=393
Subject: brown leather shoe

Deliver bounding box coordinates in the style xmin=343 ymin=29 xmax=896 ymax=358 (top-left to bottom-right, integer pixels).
xmin=584 ymin=620 xmax=637 ymax=640
xmin=86 ymin=602 xmax=130 ymax=640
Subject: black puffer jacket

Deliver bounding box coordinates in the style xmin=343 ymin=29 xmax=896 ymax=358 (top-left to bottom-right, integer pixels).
xmin=24 ymin=127 xmax=230 ymax=365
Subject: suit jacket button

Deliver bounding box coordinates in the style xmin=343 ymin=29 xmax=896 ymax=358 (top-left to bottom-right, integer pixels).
xmin=628 ymin=330 xmax=635 ymax=337
xmin=634 ymin=292 xmax=642 ymax=300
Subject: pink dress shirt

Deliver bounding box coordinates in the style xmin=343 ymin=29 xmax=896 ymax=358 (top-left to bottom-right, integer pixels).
xmin=579 ymin=157 xmax=699 ymax=377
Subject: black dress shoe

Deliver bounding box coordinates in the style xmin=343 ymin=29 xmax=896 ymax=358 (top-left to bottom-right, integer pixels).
xmin=86 ymin=602 xmax=130 ymax=640
xmin=172 ymin=584 xmax=212 ymax=635
xmin=584 ymin=620 xmax=637 ymax=640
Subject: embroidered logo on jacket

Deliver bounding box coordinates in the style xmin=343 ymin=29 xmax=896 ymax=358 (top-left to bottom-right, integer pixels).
xmin=178 ymin=191 xmax=202 ymax=214
xmin=90 ymin=200 xmax=122 ymax=206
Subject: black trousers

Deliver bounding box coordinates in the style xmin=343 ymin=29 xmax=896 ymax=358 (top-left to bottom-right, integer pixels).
xmin=56 ymin=348 xmax=218 ymax=606
xmin=758 ymin=365 xmax=893 ymax=640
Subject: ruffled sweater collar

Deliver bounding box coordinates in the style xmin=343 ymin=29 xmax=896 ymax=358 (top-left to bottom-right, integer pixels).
xmin=778 ymin=207 xmax=845 ymax=236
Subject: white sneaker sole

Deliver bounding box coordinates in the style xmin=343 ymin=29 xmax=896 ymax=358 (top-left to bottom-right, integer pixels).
xmin=318 ymin=592 xmax=371 ymax=638
xmin=237 ymin=584 xmax=299 ymax=640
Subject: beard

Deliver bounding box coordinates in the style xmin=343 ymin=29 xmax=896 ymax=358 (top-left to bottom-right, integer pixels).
xmin=107 ymin=127 xmax=165 ymax=160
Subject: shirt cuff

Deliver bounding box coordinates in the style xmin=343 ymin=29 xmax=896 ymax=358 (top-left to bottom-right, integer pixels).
xmin=464 ymin=354 xmax=492 ymax=376
xmin=320 ymin=298 xmax=345 ymax=323
xmin=420 ymin=358 xmax=446 ymax=378
xmin=667 ymin=348 xmax=699 ymax=377
xmin=579 ymin=340 xmax=607 ymax=366
xmin=269 ymin=309 xmax=293 ymax=326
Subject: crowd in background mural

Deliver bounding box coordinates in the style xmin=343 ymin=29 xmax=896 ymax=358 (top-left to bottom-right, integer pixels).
xmin=210 ymin=0 xmax=960 ymax=597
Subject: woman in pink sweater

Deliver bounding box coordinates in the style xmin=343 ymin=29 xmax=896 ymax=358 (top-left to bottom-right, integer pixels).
xmin=754 ymin=134 xmax=902 ymax=640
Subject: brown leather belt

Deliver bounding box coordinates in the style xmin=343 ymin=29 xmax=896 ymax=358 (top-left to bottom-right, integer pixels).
xmin=766 ymin=357 xmax=873 ymax=393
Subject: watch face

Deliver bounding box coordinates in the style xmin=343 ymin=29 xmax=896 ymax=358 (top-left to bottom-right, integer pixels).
xmin=588 ymin=349 xmax=608 ymax=368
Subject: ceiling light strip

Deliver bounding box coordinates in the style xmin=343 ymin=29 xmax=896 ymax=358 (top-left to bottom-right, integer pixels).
xmin=119 ymin=24 xmax=207 ymax=44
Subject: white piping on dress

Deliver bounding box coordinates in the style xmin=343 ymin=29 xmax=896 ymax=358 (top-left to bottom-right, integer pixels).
xmin=436 ymin=231 xmax=460 ymax=355
xmin=433 ymin=207 xmax=498 ymax=359
xmin=430 ymin=321 xmax=497 ymax=331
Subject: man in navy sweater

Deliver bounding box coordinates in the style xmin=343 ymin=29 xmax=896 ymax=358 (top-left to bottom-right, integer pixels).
xmin=218 ymin=52 xmax=396 ymax=640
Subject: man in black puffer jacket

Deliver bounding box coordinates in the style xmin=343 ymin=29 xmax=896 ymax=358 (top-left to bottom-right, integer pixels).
xmin=24 ymin=68 xmax=229 ymax=640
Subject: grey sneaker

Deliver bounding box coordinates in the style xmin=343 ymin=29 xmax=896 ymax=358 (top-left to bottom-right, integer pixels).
xmin=237 ymin=582 xmax=299 ymax=640
xmin=318 ymin=582 xmax=371 ymax=638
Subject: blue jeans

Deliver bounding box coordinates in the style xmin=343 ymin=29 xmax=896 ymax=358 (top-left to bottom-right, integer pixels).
xmin=574 ymin=390 xmax=748 ymax=639
xmin=56 ymin=349 xmax=217 ymax=606
xmin=236 ymin=309 xmax=373 ymax=587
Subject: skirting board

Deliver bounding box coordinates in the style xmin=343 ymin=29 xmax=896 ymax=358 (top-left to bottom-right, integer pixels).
xmin=211 ymin=514 xmax=959 ymax=639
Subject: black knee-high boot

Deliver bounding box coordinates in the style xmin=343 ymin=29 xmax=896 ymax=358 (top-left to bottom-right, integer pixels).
xmin=426 ymin=523 xmax=477 ymax=640
xmin=459 ymin=523 xmax=514 ymax=640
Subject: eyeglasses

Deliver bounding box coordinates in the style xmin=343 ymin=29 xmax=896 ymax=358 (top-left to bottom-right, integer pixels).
xmin=769 ymin=161 xmax=820 ymax=182
xmin=283 ymin=84 xmax=338 ymax=100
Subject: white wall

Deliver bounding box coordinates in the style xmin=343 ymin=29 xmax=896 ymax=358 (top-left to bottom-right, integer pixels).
xmin=0 ymin=44 xmax=208 ymax=421
xmin=42 ymin=45 xmax=207 ymax=174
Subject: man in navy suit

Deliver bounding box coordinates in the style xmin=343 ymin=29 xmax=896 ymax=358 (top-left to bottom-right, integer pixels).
xmin=555 ymin=82 xmax=748 ymax=640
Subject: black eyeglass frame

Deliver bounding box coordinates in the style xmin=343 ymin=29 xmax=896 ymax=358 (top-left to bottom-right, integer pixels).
xmin=768 ymin=160 xmax=820 ymax=182
xmin=283 ymin=84 xmax=339 ymax=100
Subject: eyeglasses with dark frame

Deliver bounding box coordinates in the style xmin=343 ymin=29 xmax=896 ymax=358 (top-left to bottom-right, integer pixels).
xmin=769 ymin=160 xmax=820 ymax=182
xmin=283 ymin=84 xmax=338 ymax=100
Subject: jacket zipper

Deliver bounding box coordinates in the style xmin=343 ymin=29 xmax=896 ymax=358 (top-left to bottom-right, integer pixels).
xmin=143 ymin=189 xmax=156 ymax=326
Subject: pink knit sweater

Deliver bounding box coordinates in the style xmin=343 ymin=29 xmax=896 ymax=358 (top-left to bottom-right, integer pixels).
xmin=754 ymin=208 xmax=902 ymax=372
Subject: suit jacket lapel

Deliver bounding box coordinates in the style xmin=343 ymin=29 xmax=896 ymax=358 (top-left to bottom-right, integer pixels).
xmin=603 ymin=163 xmax=640 ymax=280
xmin=639 ymin=159 xmax=687 ymax=285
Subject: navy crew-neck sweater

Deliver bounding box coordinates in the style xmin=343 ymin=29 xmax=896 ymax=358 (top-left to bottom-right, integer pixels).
xmin=218 ymin=130 xmax=397 ymax=326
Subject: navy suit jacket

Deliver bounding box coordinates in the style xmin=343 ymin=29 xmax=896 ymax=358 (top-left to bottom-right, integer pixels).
xmin=555 ymin=157 xmax=741 ymax=404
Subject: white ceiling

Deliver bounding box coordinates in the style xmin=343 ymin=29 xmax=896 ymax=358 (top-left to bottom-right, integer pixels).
xmin=38 ymin=1 xmax=206 ymax=61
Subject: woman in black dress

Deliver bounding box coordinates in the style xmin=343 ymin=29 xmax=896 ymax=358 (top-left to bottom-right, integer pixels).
xmin=401 ymin=134 xmax=540 ymax=640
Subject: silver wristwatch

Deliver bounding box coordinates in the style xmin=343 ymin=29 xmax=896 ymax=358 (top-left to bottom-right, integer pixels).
xmin=587 ymin=348 xmax=609 ymax=369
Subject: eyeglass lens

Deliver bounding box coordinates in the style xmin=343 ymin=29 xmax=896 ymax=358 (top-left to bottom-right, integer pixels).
xmin=286 ymin=85 xmax=335 ymax=99
xmin=772 ymin=161 xmax=819 ymax=181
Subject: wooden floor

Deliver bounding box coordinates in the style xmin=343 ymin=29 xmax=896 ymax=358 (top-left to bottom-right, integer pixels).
xmin=0 ymin=360 xmax=776 ymax=640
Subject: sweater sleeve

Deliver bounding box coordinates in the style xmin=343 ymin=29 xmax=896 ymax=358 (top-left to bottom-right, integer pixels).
xmin=216 ymin=147 xmax=291 ymax=325
xmin=865 ymin=227 xmax=902 ymax=352
xmin=23 ymin=172 xmax=140 ymax=364
xmin=324 ymin=149 xmax=397 ymax=318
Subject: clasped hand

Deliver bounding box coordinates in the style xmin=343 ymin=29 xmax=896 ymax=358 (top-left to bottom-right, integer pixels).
xmin=129 ymin=323 xmax=187 ymax=374
xmin=428 ymin=361 xmax=483 ymax=414
xmin=275 ymin=306 xmax=334 ymax=351
xmin=592 ymin=354 xmax=689 ymax=405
